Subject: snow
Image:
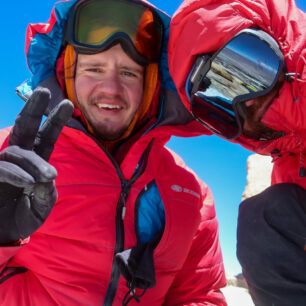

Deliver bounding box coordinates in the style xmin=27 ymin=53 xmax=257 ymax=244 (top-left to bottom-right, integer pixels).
xmin=221 ymin=286 xmax=254 ymax=306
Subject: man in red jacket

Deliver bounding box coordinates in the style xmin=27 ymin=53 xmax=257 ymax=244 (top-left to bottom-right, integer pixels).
xmin=0 ymin=0 xmax=226 ymax=305
xmin=168 ymin=0 xmax=306 ymax=305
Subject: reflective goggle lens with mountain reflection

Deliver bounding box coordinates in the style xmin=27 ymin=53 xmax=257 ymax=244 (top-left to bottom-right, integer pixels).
xmin=190 ymin=28 xmax=284 ymax=139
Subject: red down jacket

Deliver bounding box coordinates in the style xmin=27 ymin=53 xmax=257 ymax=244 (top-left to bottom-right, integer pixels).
xmin=0 ymin=0 xmax=226 ymax=305
xmin=168 ymin=0 xmax=306 ymax=189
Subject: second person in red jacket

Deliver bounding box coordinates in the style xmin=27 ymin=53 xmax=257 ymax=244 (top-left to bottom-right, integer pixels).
xmin=168 ymin=0 xmax=306 ymax=305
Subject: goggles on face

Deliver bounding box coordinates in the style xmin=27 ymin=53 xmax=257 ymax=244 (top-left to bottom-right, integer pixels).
xmin=188 ymin=28 xmax=286 ymax=139
xmin=63 ymin=0 xmax=164 ymax=65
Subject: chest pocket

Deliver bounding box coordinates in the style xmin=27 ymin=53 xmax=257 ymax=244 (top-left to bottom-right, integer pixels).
xmin=136 ymin=181 xmax=165 ymax=244
xmin=115 ymin=181 xmax=165 ymax=303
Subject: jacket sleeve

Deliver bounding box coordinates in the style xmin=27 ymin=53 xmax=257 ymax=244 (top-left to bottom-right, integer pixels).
xmin=163 ymin=183 xmax=227 ymax=306
xmin=0 ymin=238 xmax=29 ymax=273
xmin=0 ymin=247 xmax=22 ymax=271
xmin=0 ymin=128 xmax=27 ymax=273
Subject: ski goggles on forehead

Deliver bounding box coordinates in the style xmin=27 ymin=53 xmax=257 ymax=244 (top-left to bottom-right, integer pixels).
xmin=63 ymin=0 xmax=164 ymax=65
xmin=188 ymin=28 xmax=286 ymax=139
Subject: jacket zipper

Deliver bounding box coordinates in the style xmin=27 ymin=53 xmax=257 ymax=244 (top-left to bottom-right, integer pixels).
xmin=103 ymin=140 xmax=154 ymax=305
xmin=103 ymin=179 xmax=130 ymax=306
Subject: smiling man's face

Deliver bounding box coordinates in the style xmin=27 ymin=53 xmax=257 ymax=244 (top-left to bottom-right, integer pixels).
xmin=75 ymin=44 xmax=145 ymax=141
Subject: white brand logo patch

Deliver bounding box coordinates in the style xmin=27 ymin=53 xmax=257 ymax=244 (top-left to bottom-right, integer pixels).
xmin=171 ymin=185 xmax=200 ymax=199
xmin=171 ymin=185 xmax=183 ymax=192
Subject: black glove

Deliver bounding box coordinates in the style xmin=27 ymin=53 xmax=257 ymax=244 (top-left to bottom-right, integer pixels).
xmin=0 ymin=88 xmax=73 ymax=245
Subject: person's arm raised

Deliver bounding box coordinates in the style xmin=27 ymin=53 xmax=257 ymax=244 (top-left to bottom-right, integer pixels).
xmin=0 ymin=88 xmax=73 ymax=245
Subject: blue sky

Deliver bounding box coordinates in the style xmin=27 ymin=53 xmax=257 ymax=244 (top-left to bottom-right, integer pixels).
xmin=0 ymin=0 xmax=305 ymax=276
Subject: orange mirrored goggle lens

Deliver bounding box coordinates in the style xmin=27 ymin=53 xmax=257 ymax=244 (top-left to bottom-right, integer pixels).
xmin=73 ymin=0 xmax=163 ymax=61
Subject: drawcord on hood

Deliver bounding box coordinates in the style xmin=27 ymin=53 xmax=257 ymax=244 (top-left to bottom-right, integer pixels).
xmin=288 ymin=52 xmax=306 ymax=102
xmin=270 ymin=132 xmax=306 ymax=178
xmin=122 ymin=285 xmax=147 ymax=305
xmin=62 ymin=44 xmax=159 ymax=152
xmin=291 ymin=72 xmax=304 ymax=103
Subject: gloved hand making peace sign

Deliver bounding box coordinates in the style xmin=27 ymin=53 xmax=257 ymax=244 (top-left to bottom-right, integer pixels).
xmin=0 ymin=88 xmax=73 ymax=245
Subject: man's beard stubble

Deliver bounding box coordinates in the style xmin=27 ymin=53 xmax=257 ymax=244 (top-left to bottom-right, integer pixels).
xmin=91 ymin=118 xmax=129 ymax=141
xmin=242 ymin=102 xmax=284 ymax=141
xmin=78 ymin=96 xmax=135 ymax=142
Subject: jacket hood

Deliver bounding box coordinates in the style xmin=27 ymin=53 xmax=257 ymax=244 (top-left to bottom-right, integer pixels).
xmin=168 ymin=0 xmax=306 ymax=155
xmin=17 ymin=0 xmax=206 ymax=140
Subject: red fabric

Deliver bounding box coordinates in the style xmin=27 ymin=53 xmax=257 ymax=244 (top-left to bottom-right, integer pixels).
xmin=168 ymin=0 xmax=306 ymax=188
xmin=0 ymin=126 xmax=226 ymax=305
xmin=0 ymin=246 xmax=23 ymax=271
xmin=25 ymin=6 xmax=58 ymax=70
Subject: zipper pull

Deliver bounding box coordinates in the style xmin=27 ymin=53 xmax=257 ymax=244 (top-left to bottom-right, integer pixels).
xmin=120 ymin=180 xmax=130 ymax=220
xmin=122 ymin=207 xmax=126 ymax=220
